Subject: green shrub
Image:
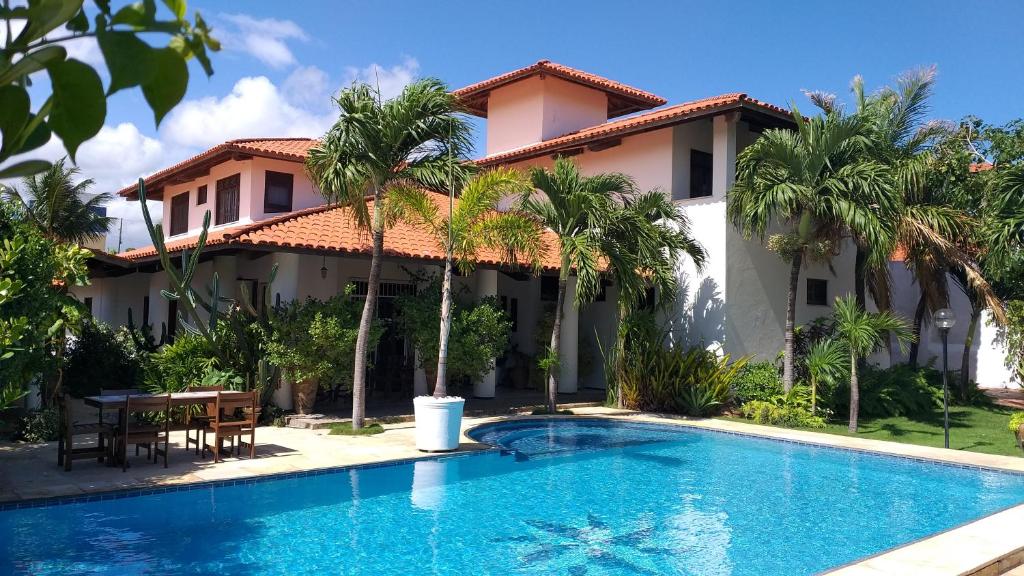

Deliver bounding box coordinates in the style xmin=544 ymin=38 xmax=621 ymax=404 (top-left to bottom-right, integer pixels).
xmin=63 ymin=321 xmax=147 ymax=398
xmin=15 ymin=407 xmax=60 ymax=442
xmin=1008 ymin=412 xmax=1024 ymax=433
xmin=604 ymin=316 xmax=745 ymax=417
xmin=145 ymin=333 xmax=217 ymax=394
xmin=739 ymin=400 xmax=826 ymax=429
xmin=832 ymin=364 xmax=942 ymax=418
xmin=731 ymin=361 xmax=784 ymax=403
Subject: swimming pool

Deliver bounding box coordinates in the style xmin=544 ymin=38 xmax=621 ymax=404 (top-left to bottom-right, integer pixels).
xmin=3 ymin=418 xmax=1024 ymax=575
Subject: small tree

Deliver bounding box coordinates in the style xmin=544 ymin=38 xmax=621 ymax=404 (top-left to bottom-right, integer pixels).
xmin=831 ymin=295 xmax=912 ymax=432
xmin=803 ymin=339 xmax=847 ymax=415
xmin=391 ymin=168 xmax=540 ymax=398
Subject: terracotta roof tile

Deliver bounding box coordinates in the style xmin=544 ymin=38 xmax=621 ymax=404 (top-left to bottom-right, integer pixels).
xmin=119 ymin=194 xmax=562 ymax=270
xmin=118 ymin=138 xmax=319 ymax=199
xmin=476 ymin=93 xmax=792 ymax=166
xmin=453 ymin=60 xmax=667 ymax=118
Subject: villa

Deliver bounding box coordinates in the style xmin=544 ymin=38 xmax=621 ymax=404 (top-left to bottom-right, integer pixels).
xmin=75 ymin=59 xmax=1011 ymax=411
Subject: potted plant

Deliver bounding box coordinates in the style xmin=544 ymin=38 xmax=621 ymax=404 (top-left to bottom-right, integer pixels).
xmin=391 ymin=168 xmax=539 ymax=451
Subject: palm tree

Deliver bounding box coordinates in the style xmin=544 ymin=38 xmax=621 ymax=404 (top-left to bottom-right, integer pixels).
xmin=305 ymin=79 xmax=472 ymax=429
xmin=803 ymin=339 xmax=846 ymax=415
xmin=602 ymin=190 xmax=707 ymax=407
xmin=3 ymin=158 xmax=112 ymax=244
xmin=390 ymin=167 xmax=541 ymax=398
xmin=518 ymin=158 xmax=633 ymax=413
xmin=831 ymin=295 xmax=912 ymax=432
xmin=729 ymin=109 xmax=892 ymax=391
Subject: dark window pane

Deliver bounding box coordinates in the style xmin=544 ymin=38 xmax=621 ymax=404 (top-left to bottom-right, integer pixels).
xmin=690 ymin=149 xmax=713 ymax=199
xmin=197 ymin=185 xmax=207 ymax=205
xmin=264 ymin=171 xmax=294 ymax=213
xmin=167 ymin=299 xmax=178 ymax=343
xmin=540 ymin=275 xmax=559 ymax=302
xmin=216 ymin=174 xmax=240 ymax=225
xmin=142 ymin=296 xmax=150 ymax=325
xmin=510 ymin=298 xmax=519 ymax=332
xmin=170 ymin=192 xmax=189 ymax=236
xmin=84 ymin=297 xmax=93 ymax=315
xmin=807 ymin=278 xmax=828 ymax=306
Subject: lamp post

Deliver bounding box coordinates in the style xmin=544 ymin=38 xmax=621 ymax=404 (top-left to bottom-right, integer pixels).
xmin=934 ymin=308 xmax=957 ymax=449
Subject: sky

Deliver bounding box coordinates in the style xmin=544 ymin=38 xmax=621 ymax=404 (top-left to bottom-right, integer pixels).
xmin=5 ymin=0 xmax=1024 ymax=250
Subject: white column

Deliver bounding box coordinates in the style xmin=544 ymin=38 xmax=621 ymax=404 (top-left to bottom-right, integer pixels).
xmin=712 ymin=112 xmax=738 ymax=199
xmin=271 ymin=252 xmax=300 ymax=410
xmin=558 ymin=276 xmax=579 ymax=394
xmin=474 ymin=269 xmax=499 ymax=398
xmin=414 ymin=351 xmax=429 ymax=396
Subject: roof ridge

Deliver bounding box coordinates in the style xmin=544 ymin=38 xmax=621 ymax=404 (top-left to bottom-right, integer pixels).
xmin=229 ymin=137 xmax=319 ymax=143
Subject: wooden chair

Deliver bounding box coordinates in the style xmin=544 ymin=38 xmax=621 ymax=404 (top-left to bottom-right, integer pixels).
xmin=184 ymin=385 xmax=223 ymax=455
xmin=56 ymin=395 xmax=114 ymax=471
xmin=202 ymin=391 xmax=258 ymax=463
xmin=118 ymin=394 xmax=171 ymax=472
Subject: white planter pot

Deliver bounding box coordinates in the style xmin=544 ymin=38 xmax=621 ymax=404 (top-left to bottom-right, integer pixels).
xmin=272 ymin=377 xmax=293 ymax=411
xmin=413 ymin=396 xmax=465 ymax=452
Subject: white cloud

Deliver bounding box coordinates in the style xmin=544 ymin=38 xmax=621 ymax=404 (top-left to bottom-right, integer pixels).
xmin=218 ymin=13 xmax=308 ymax=69
xmin=160 ymin=76 xmax=333 ymax=149
xmin=283 ymin=65 xmax=332 ymax=109
xmin=63 ymin=36 xmax=105 ymax=71
xmin=342 ymin=57 xmax=419 ymax=101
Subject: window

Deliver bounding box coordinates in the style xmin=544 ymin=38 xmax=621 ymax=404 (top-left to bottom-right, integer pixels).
xmin=540 ymin=275 xmax=559 ymax=302
xmin=167 ymin=299 xmax=178 ymax=343
xmin=197 ymin=185 xmax=207 ymax=205
xmin=510 ymin=297 xmax=519 ymax=332
xmin=264 ymin=171 xmax=294 ymax=213
xmin=690 ymin=149 xmax=713 ymax=199
xmin=169 ymin=192 xmax=189 ymax=236
xmin=215 ymin=173 xmax=240 ymax=225
xmin=807 ymin=278 xmax=828 ymax=306
xmin=142 ymin=296 xmax=150 ymax=325
xmin=84 ymin=297 xmax=93 ymax=315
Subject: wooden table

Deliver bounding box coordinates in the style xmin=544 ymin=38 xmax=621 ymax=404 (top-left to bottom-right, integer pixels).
xmin=84 ymin=391 xmax=247 ymax=465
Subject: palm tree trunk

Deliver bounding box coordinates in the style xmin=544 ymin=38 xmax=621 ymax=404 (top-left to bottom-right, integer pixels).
xmin=810 ymin=374 xmax=817 ymax=415
xmin=351 ymin=194 xmax=384 ymax=430
xmin=960 ymin=304 xmax=981 ymax=401
xmin=547 ymin=265 xmax=569 ymax=413
xmin=848 ymin=350 xmax=859 ymax=433
xmin=614 ymin=303 xmax=629 ymax=409
xmin=908 ymin=293 xmax=927 ymax=368
xmin=854 ymin=245 xmax=867 ymax=311
xmin=433 ymin=258 xmax=454 ymax=399
xmin=783 ymin=252 xmax=803 ymax=392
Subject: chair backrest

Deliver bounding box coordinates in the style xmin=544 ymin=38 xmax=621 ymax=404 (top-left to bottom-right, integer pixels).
xmin=123 ymin=394 xmax=171 ymax=434
xmin=215 ymin=390 xmax=257 ymax=424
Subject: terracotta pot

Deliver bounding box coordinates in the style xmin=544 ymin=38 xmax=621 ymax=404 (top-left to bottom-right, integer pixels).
xmin=292 ymin=378 xmax=318 ymax=415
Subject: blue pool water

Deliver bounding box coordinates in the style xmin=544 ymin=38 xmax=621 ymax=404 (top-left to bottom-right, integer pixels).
xmin=3 ymin=419 xmax=1024 ymax=575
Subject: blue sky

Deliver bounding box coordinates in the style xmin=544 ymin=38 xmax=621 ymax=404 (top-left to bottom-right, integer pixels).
xmin=16 ymin=0 xmax=1024 ymax=247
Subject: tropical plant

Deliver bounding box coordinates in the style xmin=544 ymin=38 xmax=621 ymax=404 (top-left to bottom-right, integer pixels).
xmin=601 ymin=314 xmax=745 ymax=417
xmin=1008 ymin=411 xmax=1024 ymax=434
xmin=396 ymin=277 xmax=512 ymax=392
xmin=305 ymin=79 xmax=471 ymax=428
xmin=391 ymin=167 xmax=540 ymax=398
xmin=803 ymin=339 xmax=847 ymax=414
xmin=601 ymin=189 xmax=707 ymax=407
xmin=739 ymin=394 xmax=826 ymax=429
xmin=729 ymin=109 xmax=892 ymax=392
xmin=0 ymin=0 xmax=218 ymax=179
xmin=14 ymin=406 xmax=60 ymax=442
xmin=832 ymin=364 xmax=942 ymax=419
xmin=144 ymin=332 xmax=215 ymax=394
xmin=518 ymin=157 xmax=634 ymax=413
xmin=3 ymin=159 xmax=112 ymax=244
xmin=831 ymin=295 xmax=913 ymax=431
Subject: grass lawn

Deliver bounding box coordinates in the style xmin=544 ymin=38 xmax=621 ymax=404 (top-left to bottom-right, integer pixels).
xmin=327 ymin=422 xmax=385 ymax=436
xmin=723 ymin=404 xmax=1023 ymax=457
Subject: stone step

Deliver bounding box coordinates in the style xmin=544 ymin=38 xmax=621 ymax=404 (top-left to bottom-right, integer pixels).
xmin=285 ymin=400 xmax=606 ymax=430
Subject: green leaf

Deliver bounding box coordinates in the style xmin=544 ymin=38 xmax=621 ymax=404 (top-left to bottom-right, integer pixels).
xmin=46 ymin=59 xmax=106 ymax=161
xmin=14 ymin=0 xmax=84 ymax=45
xmin=0 ymin=46 xmax=67 ymax=86
xmin=0 ymin=160 xmax=51 ymax=179
xmin=161 ymin=0 xmax=186 ymax=20
xmin=141 ymin=48 xmax=188 ymax=126
xmin=16 ymin=117 xmax=53 ymax=156
xmin=65 ymin=7 xmax=89 ymax=32
xmin=0 ymin=85 xmax=31 ymax=154
xmin=97 ymin=30 xmax=153 ymax=95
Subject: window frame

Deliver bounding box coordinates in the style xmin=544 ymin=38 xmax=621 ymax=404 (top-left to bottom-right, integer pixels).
xmin=689 ymin=149 xmax=713 ymax=199
xmin=806 ymin=278 xmax=829 ymax=307
xmin=196 ymin=184 xmax=207 ymax=205
xmin=215 ymin=173 xmax=241 ymax=225
xmin=169 ymin=191 xmax=189 ymax=236
xmin=264 ymin=171 xmax=294 ymax=214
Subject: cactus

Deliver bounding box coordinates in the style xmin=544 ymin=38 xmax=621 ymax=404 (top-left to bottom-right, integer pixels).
xmin=126 ymin=307 xmax=166 ymax=353
xmin=137 ymin=178 xmax=227 ymax=363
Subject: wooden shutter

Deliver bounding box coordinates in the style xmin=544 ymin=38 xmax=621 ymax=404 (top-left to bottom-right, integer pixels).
xmin=216 ymin=174 xmax=240 ymax=225
xmin=170 ymin=192 xmax=189 ymax=235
